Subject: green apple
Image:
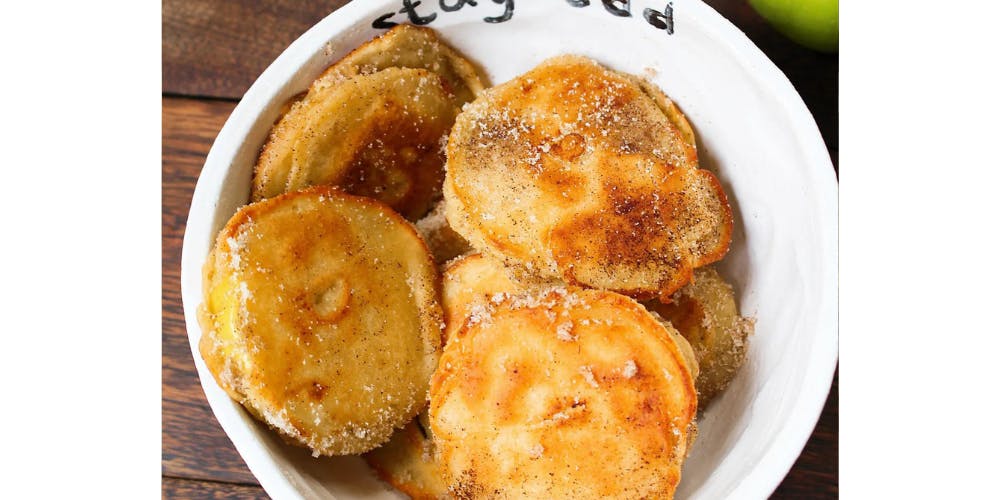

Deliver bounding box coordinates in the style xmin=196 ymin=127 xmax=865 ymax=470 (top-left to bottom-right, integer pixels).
xmin=749 ymin=0 xmax=838 ymax=53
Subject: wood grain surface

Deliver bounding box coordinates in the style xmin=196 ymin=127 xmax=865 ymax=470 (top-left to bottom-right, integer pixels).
xmin=162 ymin=1 xmax=838 ymax=497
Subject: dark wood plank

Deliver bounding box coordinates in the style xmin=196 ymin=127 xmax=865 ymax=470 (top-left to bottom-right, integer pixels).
xmin=163 ymin=0 xmax=350 ymax=98
xmin=162 ymin=96 xmax=259 ymax=485
xmin=163 ymin=477 xmax=268 ymax=499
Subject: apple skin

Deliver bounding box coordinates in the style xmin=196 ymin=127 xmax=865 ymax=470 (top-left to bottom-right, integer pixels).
xmin=749 ymin=0 xmax=838 ymax=53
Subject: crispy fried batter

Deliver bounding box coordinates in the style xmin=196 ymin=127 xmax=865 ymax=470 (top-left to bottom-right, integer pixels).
xmin=430 ymin=288 xmax=698 ymax=499
xmin=251 ymin=92 xmax=308 ymax=198
xmin=628 ymin=75 xmax=697 ymax=151
xmin=312 ymin=24 xmax=485 ymax=104
xmin=444 ymin=55 xmax=732 ymax=299
xmin=285 ymin=68 xmax=455 ymax=219
xmin=441 ymin=253 xmax=526 ymax=343
xmin=415 ymin=200 xmax=473 ymax=265
xmin=253 ymin=68 xmax=457 ymax=220
xmin=441 ymin=254 xmax=699 ymax=377
xmin=646 ymin=267 xmax=753 ymax=406
xmin=364 ymin=412 xmax=447 ymax=500
xmin=252 ymin=25 xmax=485 ymax=212
xmin=198 ymin=187 xmax=442 ymax=455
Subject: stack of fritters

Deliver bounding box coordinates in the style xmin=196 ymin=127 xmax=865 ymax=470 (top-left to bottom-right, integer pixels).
xmin=200 ymin=25 xmax=754 ymax=500
xmin=371 ymin=55 xmax=753 ymax=499
xmin=199 ymin=25 xmax=483 ymax=457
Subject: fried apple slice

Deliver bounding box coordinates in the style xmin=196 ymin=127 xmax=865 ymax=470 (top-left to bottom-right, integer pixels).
xmin=646 ymin=266 xmax=753 ymax=407
xmin=253 ymin=67 xmax=457 ymax=220
xmin=251 ymin=25 xmax=486 ymax=211
xmin=312 ymin=24 xmax=485 ymax=104
xmin=198 ymin=186 xmax=442 ymax=455
xmin=364 ymin=412 xmax=447 ymax=500
xmin=285 ymin=68 xmax=456 ymax=219
xmin=430 ymin=288 xmax=698 ymax=499
xmin=444 ymin=55 xmax=732 ymax=299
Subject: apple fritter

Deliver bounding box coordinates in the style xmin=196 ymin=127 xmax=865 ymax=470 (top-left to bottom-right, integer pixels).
xmin=646 ymin=266 xmax=753 ymax=407
xmin=430 ymin=288 xmax=698 ymax=499
xmin=253 ymin=67 xmax=457 ymax=220
xmin=415 ymin=200 xmax=473 ymax=265
xmin=444 ymin=55 xmax=733 ymax=300
xmin=312 ymin=24 xmax=485 ymax=104
xmin=198 ymin=186 xmax=442 ymax=456
xmin=364 ymin=412 xmax=447 ymax=500
xmin=251 ymin=25 xmax=486 ymax=215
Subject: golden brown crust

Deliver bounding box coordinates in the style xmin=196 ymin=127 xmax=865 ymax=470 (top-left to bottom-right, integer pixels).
xmin=430 ymin=288 xmax=698 ymax=499
xmin=444 ymin=55 xmax=732 ymax=299
xmin=198 ymin=186 xmax=443 ymax=455
xmin=364 ymin=413 xmax=448 ymax=500
xmin=441 ymin=253 xmax=526 ymax=344
xmin=311 ymin=24 xmax=486 ymax=104
xmin=288 ymin=68 xmax=455 ymax=220
xmin=251 ymin=94 xmax=309 ymax=201
xmin=646 ymin=267 xmax=753 ymax=406
xmin=628 ymin=74 xmax=698 ymax=153
xmin=252 ymin=68 xmax=457 ymax=220
xmin=251 ymin=25 xmax=487 ymax=218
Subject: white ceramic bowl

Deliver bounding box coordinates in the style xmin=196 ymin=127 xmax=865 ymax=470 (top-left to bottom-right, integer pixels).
xmin=181 ymin=1 xmax=838 ymax=498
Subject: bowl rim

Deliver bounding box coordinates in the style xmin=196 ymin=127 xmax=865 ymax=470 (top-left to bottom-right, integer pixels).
xmin=180 ymin=1 xmax=839 ymax=498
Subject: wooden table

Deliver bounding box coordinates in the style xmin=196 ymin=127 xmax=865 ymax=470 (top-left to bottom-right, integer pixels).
xmin=163 ymin=1 xmax=838 ymax=497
